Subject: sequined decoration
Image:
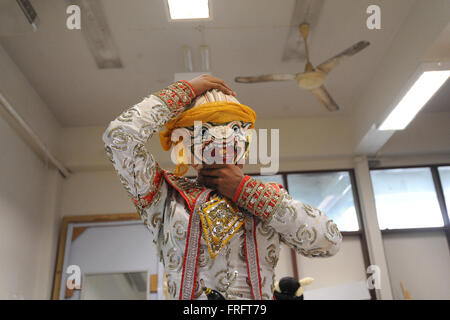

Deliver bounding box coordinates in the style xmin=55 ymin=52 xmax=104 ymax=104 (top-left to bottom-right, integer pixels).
xmin=198 ymin=196 xmax=246 ymax=259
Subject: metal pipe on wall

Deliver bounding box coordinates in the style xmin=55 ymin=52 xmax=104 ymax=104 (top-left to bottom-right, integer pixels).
xmin=0 ymin=92 xmax=70 ymax=178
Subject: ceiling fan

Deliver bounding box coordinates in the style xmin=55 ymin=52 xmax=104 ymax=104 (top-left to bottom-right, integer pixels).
xmin=235 ymin=23 xmax=370 ymax=111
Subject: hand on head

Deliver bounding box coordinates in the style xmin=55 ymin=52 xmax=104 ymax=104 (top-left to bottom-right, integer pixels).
xmin=188 ymin=74 xmax=236 ymax=97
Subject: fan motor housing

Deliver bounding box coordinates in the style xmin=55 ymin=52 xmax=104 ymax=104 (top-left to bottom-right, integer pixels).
xmin=296 ymin=71 xmax=326 ymax=90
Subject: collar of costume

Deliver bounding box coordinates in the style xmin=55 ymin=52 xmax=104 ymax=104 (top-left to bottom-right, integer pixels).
xmin=159 ymin=101 xmax=256 ymax=151
xmin=163 ymin=170 xmax=207 ymax=213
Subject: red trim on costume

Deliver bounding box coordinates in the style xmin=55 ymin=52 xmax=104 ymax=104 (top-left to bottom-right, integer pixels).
xmin=132 ymin=169 xmax=162 ymax=208
xmin=180 ymin=80 xmax=197 ymax=97
xmin=252 ymin=218 xmax=263 ymax=299
xmin=179 ymin=202 xmax=195 ymax=300
xmin=268 ymin=182 xmax=283 ymax=191
xmin=243 ymin=222 xmax=256 ymax=300
xmin=191 ymin=225 xmax=202 ymax=299
xmin=232 ymin=175 xmax=251 ymax=203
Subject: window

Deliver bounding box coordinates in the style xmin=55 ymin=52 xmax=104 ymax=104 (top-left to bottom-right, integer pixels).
xmin=438 ymin=166 xmax=450 ymax=214
xmin=286 ymin=171 xmax=360 ymax=232
xmin=370 ymin=168 xmax=444 ymax=230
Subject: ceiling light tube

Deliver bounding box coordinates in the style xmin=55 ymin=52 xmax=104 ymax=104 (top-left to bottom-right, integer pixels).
xmin=167 ymin=0 xmax=210 ymax=20
xmin=182 ymin=45 xmax=193 ymax=72
xmin=200 ymin=45 xmax=210 ymax=71
xmin=379 ymin=62 xmax=450 ymax=131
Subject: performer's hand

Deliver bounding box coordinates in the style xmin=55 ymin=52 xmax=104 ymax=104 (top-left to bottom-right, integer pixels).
xmin=197 ymin=164 xmax=244 ymax=199
xmin=188 ymin=74 xmax=236 ymax=97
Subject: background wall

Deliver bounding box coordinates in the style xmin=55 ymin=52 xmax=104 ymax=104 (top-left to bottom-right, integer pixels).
xmin=0 ymin=44 xmax=63 ymax=300
xmin=383 ymin=230 xmax=450 ymax=300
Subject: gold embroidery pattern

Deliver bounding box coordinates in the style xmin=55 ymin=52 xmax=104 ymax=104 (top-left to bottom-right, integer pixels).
xmin=173 ymin=220 xmax=187 ymax=241
xmin=257 ymin=223 xmax=276 ymax=241
xmin=295 ymin=224 xmax=318 ymax=246
xmin=167 ymin=279 xmax=177 ymax=298
xmin=167 ymin=247 xmax=182 ymax=271
xmin=198 ymin=196 xmax=246 ymax=258
xmin=264 ymin=243 xmax=279 ymax=268
xmin=303 ymin=203 xmax=322 ymax=218
xmin=325 ymin=219 xmax=343 ymax=245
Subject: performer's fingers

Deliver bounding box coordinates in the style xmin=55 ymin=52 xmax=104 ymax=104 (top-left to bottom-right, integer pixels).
xmin=214 ymin=77 xmax=233 ymax=93
xmin=207 ymin=81 xmax=234 ymax=96
xmin=198 ymin=175 xmax=220 ymax=188
xmin=217 ymin=79 xmax=236 ymax=96
xmin=199 ymin=168 xmax=222 ymax=177
xmin=202 ymin=164 xmax=228 ymax=169
xmin=208 ymin=76 xmax=236 ymax=95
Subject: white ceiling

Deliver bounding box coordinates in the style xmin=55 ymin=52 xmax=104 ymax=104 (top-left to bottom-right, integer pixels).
xmin=1 ymin=0 xmax=447 ymax=128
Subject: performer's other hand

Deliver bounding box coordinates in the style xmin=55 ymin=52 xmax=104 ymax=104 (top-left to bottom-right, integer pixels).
xmin=188 ymin=74 xmax=236 ymax=97
xmin=197 ymin=164 xmax=244 ymax=199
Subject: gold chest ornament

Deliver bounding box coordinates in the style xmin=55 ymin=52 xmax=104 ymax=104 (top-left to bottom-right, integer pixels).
xmin=198 ymin=195 xmax=246 ymax=258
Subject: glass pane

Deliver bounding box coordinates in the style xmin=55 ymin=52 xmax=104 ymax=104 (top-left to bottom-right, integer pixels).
xmin=438 ymin=166 xmax=450 ymax=218
xmin=286 ymin=172 xmax=360 ymax=231
xmin=251 ymin=174 xmax=284 ymax=187
xmin=81 ymin=272 xmax=147 ymax=300
xmin=370 ymin=168 xmax=444 ymax=230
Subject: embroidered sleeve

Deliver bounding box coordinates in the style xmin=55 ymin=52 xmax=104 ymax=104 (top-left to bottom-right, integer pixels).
xmin=233 ymin=175 xmax=284 ymax=220
xmin=233 ymin=176 xmax=342 ymax=258
xmin=102 ymin=81 xmax=195 ymax=225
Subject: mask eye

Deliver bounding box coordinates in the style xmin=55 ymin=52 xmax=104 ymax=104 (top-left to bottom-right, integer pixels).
xmin=201 ymin=126 xmax=209 ymax=138
xmin=232 ymin=124 xmax=240 ymax=134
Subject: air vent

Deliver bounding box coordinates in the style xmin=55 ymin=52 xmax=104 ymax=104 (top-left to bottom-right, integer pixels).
xmin=71 ymin=0 xmax=123 ymax=69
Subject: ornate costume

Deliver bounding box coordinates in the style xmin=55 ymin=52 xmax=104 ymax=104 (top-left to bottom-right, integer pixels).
xmin=102 ymin=80 xmax=342 ymax=300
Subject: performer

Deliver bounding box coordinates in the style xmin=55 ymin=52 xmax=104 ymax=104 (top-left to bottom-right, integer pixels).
xmin=102 ymin=74 xmax=342 ymax=300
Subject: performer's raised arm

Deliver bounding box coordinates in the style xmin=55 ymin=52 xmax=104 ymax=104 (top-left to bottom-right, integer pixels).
xmin=102 ymin=76 xmax=235 ymax=232
xmin=102 ymin=80 xmax=197 ymax=226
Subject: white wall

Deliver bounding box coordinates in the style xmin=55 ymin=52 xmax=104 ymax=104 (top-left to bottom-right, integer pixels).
xmin=60 ymin=115 xmax=354 ymax=173
xmin=383 ymin=230 xmax=450 ymax=300
xmin=378 ymin=112 xmax=450 ymax=156
xmin=0 ymin=43 xmax=63 ymax=299
xmin=296 ymin=235 xmax=368 ymax=292
xmin=0 ymin=113 xmax=51 ymax=299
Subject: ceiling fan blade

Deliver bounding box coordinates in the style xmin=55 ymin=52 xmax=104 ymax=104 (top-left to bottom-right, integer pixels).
xmin=316 ymin=40 xmax=370 ymax=75
xmin=235 ymin=74 xmax=297 ymax=83
xmin=310 ymin=86 xmax=340 ymax=112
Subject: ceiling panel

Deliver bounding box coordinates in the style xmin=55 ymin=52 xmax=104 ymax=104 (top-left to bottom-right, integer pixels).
xmin=0 ymin=0 xmax=418 ymax=126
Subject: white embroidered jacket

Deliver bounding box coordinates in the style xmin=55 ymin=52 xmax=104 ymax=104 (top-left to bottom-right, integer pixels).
xmin=102 ymin=81 xmax=343 ymax=300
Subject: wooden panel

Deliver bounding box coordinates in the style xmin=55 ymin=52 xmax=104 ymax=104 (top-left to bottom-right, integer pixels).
xmin=149 ymin=274 xmax=158 ymax=293
xmin=72 ymin=227 xmax=88 ymax=241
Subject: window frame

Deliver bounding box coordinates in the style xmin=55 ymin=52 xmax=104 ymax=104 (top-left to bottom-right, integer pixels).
xmin=369 ymin=163 xmax=450 ymax=252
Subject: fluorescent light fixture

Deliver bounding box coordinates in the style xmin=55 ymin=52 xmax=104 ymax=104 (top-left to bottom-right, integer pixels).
xmin=167 ymin=0 xmax=209 ymax=20
xmin=379 ymin=70 xmax=450 ymax=130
